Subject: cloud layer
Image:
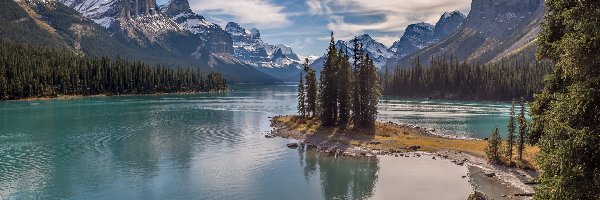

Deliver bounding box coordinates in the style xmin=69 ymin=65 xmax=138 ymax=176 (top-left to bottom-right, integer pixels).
xmin=307 ymin=0 xmax=472 ymax=42
xmin=189 ymin=0 xmax=291 ymax=28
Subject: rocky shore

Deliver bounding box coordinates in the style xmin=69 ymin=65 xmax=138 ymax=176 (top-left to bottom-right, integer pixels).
xmin=268 ymin=115 xmax=538 ymax=199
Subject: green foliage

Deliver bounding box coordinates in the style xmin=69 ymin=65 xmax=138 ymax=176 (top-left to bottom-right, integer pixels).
xmin=351 ymin=38 xmax=380 ymax=129
xmin=532 ymin=0 xmax=600 ymax=199
xmin=382 ymin=55 xmax=552 ymax=101
xmin=0 ymin=40 xmax=227 ymax=100
xmin=319 ymin=32 xmax=340 ymax=127
xmin=506 ymin=101 xmax=516 ymax=164
xmin=337 ymin=50 xmax=353 ymax=129
xmin=517 ymin=99 xmax=527 ymax=160
xmin=486 ymin=126 xmax=502 ymax=163
xmin=297 ymin=72 xmax=306 ymax=117
xmin=304 ymin=59 xmax=318 ymax=117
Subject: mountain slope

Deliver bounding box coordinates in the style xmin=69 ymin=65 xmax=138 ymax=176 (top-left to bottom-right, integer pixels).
xmin=310 ymin=34 xmax=393 ymax=76
xmin=388 ymin=0 xmax=544 ymax=68
xmin=225 ymin=22 xmax=303 ymax=81
xmin=1 ymin=0 xmax=279 ymax=83
xmin=387 ymin=11 xmax=466 ymax=65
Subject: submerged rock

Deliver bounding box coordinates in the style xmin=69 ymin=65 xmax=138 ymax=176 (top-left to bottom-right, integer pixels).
xmin=287 ymin=142 xmax=299 ymax=148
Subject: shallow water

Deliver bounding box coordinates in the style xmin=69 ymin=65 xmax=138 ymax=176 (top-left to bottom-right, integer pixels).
xmin=0 ymin=84 xmax=509 ymax=199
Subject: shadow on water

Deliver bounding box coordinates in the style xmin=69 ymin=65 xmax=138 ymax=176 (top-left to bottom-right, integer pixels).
xmin=298 ymin=145 xmax=379 ymax=200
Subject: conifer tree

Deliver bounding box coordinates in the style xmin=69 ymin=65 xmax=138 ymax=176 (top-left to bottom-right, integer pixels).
xmin=319 ymin=32 xmax=339 ymax=127
xmin=486 ymin=126 xmax=502 ymax=163
xmin=304 ymin=59 xmax=318 ymax=117
xmin=532 ymin=1 xmax=600 ymax=198
xmin=364 ymin=54 xmax=380 ymax=129
xmin=297 ymin=72 xmax=306 ymax=117
xmin=506 ymin=101 xmax=516 ymax=164
xmin=337 ymin=49 xmax=353 ymax=129
xmin=517 ymin=99 xmax=527 ymax=160
xmin=352 ymin=38 xmax=364 ymax=128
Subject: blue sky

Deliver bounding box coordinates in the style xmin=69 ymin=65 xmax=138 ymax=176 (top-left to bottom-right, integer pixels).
xmin=158 ymin=0 xmax=472 ymax=57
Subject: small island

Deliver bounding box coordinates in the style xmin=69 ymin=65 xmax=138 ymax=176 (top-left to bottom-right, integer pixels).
xmin=269 ymin=115 xmax=539 ymax=198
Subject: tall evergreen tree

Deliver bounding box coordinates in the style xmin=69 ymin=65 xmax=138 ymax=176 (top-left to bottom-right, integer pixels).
xmin=319 ymin=32 xmax=340 ymax=127
xmin=517 ymin=99 xmax=527 ymax=161
xmin=352 ymin=38 xmax=364 ymax=128
xmin=486 ymin=126 xmax=502 ymax=163
xmin=304 ymin=58 xmax=318 ymax=117
xmin=532 ymin=1 xmax=600 ymax=199
xmin=506 ymin=101 xmax=516 ymax=164
xmin=298 ymin=72 xmax=306 ymax=117
xmin=363 ymin=54 xmax=380 ymax=129
xmin=337 ymin=49 xmax=353 ymax=129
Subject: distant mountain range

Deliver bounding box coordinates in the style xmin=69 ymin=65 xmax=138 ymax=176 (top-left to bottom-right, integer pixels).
xmin=385 ymin=0 xmax=544 ymax=69
xmin=1 ymin=0 xmax=544 ymax=82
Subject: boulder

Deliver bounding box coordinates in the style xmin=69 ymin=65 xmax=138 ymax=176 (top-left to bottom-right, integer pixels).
xmin=408 ymin=146 xmax=422 ymax=151
xmin=287 ymin=142 xmax=299 ymax=148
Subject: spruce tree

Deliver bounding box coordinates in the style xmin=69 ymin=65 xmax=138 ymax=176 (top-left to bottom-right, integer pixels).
xmin=304 ymin=59 xmax=318 ymax=118
xmin=506 ymin=101 xmax=516 ymax=164
xmin=298 ymin=72 xmax=306 ymax=117
xmin=352 ymin=38 xmax=364 ymax=128
xmin=319 ymin=32 xmax=339 ymax=127
xmin=364 ymin=54 xmax=380 ymax=129
xmin=337 ymin=49 xmax=353 ymax=129
xmin=486 ymin=126 xmax=502 ymax=163
xmin=517 ymin=99 xmax=527 ymax=160
xmin=532 ymin=1 xmax=600 ymax=199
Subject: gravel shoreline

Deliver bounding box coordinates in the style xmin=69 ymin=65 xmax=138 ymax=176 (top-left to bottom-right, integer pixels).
xmin=268 ymin=115 xmax=538 ymax=199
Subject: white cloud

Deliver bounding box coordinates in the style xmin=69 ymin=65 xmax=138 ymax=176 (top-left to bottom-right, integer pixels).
xmin=189 ymin=0 xmax=291 ymax=29
xmin=308 ymin=0 xmax=471 ymax=41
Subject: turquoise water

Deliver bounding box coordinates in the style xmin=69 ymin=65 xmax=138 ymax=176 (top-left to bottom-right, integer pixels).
xmin=0 ymin=84 xmax=512 ymax=199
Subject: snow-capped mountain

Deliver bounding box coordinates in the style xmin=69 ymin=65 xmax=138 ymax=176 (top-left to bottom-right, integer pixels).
xmin=389 ymin=11 xmax=466 ymax=59
xmin=160 ymin=0 xmax=233 ymax=54
xmin=310 ymin=34 xmax=394 ymax=76
xmin=225 ymin=22 xmax=303 ymax=81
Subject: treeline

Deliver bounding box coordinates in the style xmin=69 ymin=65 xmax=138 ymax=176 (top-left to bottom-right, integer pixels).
xmin=298 ymin=33 xmax=380 ymax=130
xmin=0 ymin=40 xmax=227 ymax=100
xmin=382 ymin=55 xmax=553 ymax=101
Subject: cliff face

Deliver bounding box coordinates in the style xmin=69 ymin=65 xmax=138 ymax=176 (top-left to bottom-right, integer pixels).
xmin=388 ymin=11 xmax=465 ymax=61
xmin=386 ymin=0 xmax=544 ymax=69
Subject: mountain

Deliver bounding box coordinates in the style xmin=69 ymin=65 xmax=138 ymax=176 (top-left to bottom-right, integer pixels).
xmin=386 ymin=0 xmax=544 ymax=69
xmin=225 ymin=22 xmax=303 ymax=81
xmin=0 ymin=0 xmax=279 ymax=83
xmin=388 ymin=11 xmax=466 ymax=60
xmin=310 ymin=34 xmax=393 ymax=76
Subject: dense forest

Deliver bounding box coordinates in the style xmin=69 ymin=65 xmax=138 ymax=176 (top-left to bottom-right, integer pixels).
xmin=382 ymin=55 xmax=553 ymax=101
xmin=0 ymin=40 xmax=227 ymax=100
xmin=530 ymin=0 xmax=600 ymax=199
xmin=298 ymin=33 xmax=380 ymax=129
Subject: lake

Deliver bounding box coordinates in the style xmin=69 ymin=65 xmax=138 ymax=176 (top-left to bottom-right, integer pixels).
xmin=0 ymin=84 xmax=512 ymax=199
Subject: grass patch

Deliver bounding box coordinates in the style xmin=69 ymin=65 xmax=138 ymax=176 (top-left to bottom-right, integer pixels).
xmin=274 ymin=115 xmax=539 ymax=170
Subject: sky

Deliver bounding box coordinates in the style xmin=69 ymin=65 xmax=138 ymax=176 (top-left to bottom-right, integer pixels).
xmin=157 ymin=0 xmax=472 ymax=57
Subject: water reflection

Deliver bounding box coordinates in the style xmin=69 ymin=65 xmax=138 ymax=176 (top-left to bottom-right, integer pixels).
xmin=298 ymin=146 xmax=379 ymax=200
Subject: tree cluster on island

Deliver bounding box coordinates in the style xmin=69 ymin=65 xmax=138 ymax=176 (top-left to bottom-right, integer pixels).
xmin=297 ymin=32 xmax=381 ymax=130
xmin=0 ymin=40 xmax=228 ymax=100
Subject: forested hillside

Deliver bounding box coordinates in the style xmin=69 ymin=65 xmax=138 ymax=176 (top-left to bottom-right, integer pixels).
xmin=382 ymin=55 xmax=552 ymax=101
xmin=0 ymin=40 xmax=227 ymax=100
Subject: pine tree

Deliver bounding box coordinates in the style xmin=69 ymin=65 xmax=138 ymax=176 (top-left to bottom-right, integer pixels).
xmin=364 ymin=54 xmax=380 ymax=129
xmin=319 ymin=32 xmax=339 ymax=127
xmin=506 ymin=101 xmax=516 ymax=164
xmin=337 ymin=49 xmax=353 ymax=129
xmin=532 ymin=1 xmax=600 ymax=199
xmin=297 ymin=72 xmax=306 ymax=117
xmin=304 ymin=59 xmax=318 ymax=118
xmin=486 ymin=126 xmax=502 ymax=163
xmin=352 ymin=37 xmax=364 ymax=128
xmin=517 ymin=99 xmax=527 ymax=160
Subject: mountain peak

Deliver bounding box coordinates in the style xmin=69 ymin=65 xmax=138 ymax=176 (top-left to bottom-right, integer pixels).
xmin=441 ymin=11 xmax=466 ymax=20
xmin=162 ymin=0 xmax=192 ymax=16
